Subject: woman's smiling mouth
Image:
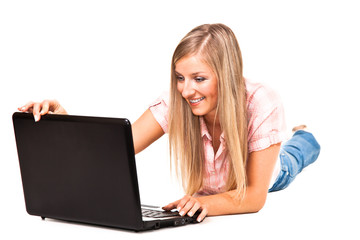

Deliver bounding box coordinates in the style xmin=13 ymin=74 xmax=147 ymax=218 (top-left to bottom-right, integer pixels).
xmin=189 ymin=97 xmax=205 ymax=105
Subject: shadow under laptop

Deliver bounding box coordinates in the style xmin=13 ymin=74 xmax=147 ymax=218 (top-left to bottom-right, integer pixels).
xmin=41 ymin=215 xmax=203 ymax=233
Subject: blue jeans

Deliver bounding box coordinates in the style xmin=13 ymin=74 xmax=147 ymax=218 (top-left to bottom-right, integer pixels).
xmin=268 ymin=130 xmax=321 ymax=192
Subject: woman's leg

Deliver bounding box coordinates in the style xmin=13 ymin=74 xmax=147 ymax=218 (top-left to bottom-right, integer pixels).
xmin=269 ymin=127 xmax=321 ymax=192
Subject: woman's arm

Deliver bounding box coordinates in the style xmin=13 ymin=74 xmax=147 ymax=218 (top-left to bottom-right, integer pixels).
xmin=163 ymin=143 xmax=281 ymax=222
xmin=132 ymin=109 xmax=165 ymax=154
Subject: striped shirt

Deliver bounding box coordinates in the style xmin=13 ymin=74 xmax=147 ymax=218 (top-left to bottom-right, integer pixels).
xmin=149 ymin=79 xmax=286 ymax=195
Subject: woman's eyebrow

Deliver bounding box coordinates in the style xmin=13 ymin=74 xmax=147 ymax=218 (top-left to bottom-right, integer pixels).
xmin=175 ymin=70 xmax=205 ymax=76
xmin=191 ymin=72 xmax=205 ymax=76
xmin=175 ymin=71 xmax=206 ymax=76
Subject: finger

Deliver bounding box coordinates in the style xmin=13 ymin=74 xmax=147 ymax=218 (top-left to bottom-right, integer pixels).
xmin=18 ymin=101 xmax=35 ymax=112
xmin=178 ymin=197 xmax=196 ymax=216
xmin=196 ymin=208 xmax=208 ymax=223
xmin=176 ymin=195 xmax=191 ymax=212
xmin=187 ymin=201 xmax=201 ymax=217
xmin=162 ymin=200 xmax=180 ymax=211
xmin=40 ymin=100 xmax=50 ymax=115
xmin=32 ymin=103 xmax=41 ymax=122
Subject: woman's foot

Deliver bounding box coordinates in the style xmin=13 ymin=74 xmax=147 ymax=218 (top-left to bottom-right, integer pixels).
xmin=292 ymin=124 xmax=307 ymax=133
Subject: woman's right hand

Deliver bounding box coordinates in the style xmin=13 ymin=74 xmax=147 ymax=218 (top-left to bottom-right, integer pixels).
xmin=18 ymin=100 xmax=67 ymax=122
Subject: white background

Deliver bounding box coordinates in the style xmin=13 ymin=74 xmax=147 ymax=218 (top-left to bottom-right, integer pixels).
xmin=1 ymin=0 xmax=359 ymax=239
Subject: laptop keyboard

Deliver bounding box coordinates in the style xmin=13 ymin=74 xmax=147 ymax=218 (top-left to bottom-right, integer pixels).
xmin=142 ymin=208 xmax=180 ymax=218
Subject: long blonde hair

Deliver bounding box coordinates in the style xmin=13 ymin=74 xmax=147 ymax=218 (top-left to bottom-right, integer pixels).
xmin=168 ymin=24 xmax=248 ymax=199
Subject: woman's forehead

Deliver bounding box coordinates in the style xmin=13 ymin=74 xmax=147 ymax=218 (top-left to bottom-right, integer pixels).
xmin=175 ymin=55 xmax=213 ymax=74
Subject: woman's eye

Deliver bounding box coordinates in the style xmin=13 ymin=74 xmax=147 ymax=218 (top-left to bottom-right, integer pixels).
xmin=176 ymin=76 xmax=184 ymax=81
xmin=195 ymin=77 xmax=206 ymax=82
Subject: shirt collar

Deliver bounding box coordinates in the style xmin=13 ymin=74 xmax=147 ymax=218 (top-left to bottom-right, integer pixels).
xmin=199 ymin=117 xmax=225 ymax=142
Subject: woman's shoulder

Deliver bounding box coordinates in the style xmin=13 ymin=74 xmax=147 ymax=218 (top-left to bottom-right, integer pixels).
xmin=245 ymin=78 xmax=287 ymax=152
xmin=149 ymin=91 xmax=170 ymax=133
xmin=245 ymin=78 xmax=282 ymax=111
xmin=149 ymin=91 xmax=170 ymax=108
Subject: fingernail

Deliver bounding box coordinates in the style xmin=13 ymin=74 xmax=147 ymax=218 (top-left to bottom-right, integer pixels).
xmin=179 ymin=211 xmax=184 ymax=216
xmin=21 ymin=107 xmax=25 ymax=111
xmin=34 ymin=115 xmax=39 ymax=122
xmin=197 ymin=217 xmax=202 ymax=222
xmin=188 ymin=211 xmax=193 ymax=217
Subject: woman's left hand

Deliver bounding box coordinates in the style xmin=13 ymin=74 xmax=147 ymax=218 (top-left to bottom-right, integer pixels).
xmin=162 ymin=195 xmax=208 ymax=222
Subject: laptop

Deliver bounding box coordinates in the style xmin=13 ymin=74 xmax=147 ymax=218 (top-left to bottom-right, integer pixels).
xmin=12 ymin=112 xmax=199 ymax=231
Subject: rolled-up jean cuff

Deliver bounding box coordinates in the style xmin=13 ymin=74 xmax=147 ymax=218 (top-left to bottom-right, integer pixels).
xmin=269 ymin=130 xmax=320 ymax=192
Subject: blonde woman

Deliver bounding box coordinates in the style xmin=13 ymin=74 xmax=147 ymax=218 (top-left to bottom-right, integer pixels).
xmin=18 ymin=23 xmax=320 ymax=223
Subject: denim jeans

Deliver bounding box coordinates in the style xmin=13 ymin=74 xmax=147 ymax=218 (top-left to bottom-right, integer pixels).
xmin=268 ymin=130 xmax=321 ymax=192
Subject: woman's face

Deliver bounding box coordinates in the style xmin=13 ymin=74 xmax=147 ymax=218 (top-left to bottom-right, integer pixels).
xmin=175 ymin=55 xmax=218 ymax=121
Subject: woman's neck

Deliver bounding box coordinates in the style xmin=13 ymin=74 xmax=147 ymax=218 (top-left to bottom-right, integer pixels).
xmin=204 ymin=114 xmax=222 ymax=153
xmin=204 ymin=112 xmax=221 ymax=129
xmin=204 ymin=114 xmax=222 ymax=137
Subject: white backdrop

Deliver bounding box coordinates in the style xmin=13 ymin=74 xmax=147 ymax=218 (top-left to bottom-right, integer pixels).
xmin=1 ymin=0 xmax=359 ymax=239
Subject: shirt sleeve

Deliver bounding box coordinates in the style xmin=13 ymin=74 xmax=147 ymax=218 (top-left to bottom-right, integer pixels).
xmin=247 ymin=84 xmax=287 ymax=153
xmin=149 ymin=91 xmax=170 ymax=133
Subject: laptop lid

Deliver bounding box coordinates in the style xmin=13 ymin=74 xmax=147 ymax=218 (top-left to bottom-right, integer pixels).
xmin=12 ymin=112 xmax=144 ymax=230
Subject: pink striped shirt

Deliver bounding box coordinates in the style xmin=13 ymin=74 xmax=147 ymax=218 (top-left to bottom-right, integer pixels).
xmin=149 ymin=79 xmax=286 ymax=195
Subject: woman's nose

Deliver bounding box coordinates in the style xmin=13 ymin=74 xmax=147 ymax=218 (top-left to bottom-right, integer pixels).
xmin=181 ymin=79 xmax=195 ymax=98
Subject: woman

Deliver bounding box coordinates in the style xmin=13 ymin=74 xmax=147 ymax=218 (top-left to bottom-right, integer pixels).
xmin=18 ymin=23 xmax=320 ymax=223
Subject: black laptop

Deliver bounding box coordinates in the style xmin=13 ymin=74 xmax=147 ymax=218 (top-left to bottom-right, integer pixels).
xmin=12 ymin=112 xmax=199 ymax=231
